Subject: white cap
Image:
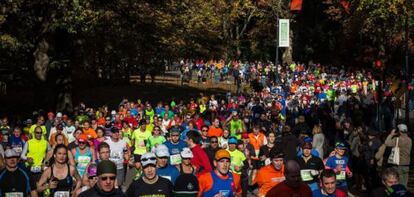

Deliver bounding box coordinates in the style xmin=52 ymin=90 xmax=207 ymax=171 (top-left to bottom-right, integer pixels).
xmin=56 ymin=112 xmax=63 ymax=118
xmin=180 ymin=148 xmax=193 ymax=159
xmin=4 ymin=149 xmax=19 ymax=158
xmin=141 ymin=152 xmax=156 ymax=168
xmin=397 ymin=124 xmax=408 ymax=132
xmin=155 ymin=144 xmax=170 ymax=157
xmin=111 ymin=110 xmax=116 ymax=115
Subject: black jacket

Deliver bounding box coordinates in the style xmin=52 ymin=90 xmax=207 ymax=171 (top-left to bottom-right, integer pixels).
xmin=79 ymin=185 xmax=125 ymax=197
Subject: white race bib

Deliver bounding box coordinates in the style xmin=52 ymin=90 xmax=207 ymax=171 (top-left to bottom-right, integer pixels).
xmin=170 ymin=154 xmax=182 ymax=165
xmin=5 ymin=192 xmax=23 ymax=197
xmin=54 ymin=191 xmax=70 ymax=197
xmin=78 ymin=156 xmax=91 ymax=168
xmin=336 ymin=171 xmax=346 ymax=180
xmin=30 ymin=166 xmax=41 ymax=173
xmin=300 ymin=170 xmax=313 ymax=181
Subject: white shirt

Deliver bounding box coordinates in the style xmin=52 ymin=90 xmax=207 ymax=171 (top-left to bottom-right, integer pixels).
xmin=104 ymin=138 xmax=127 ymax=169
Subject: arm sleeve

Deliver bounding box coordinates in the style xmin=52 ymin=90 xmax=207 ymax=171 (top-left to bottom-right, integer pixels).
xmin=20 ymin=142 xmax=28 ymax=160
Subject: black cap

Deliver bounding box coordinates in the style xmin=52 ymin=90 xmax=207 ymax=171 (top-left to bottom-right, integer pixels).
xmin=97 ymin=160 xmax=117 ymax=176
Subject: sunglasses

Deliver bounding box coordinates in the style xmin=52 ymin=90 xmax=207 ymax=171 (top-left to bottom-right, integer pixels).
xmin=35 ymin=132 xmax=42 ymax=134
xmin=211 ymin=141 xmax=218 ymax=143
xmin=88 ymin=176 xmax=97 ymax=180
xmin=79 ymin=141 xmax=87 ymax=144
xmin=141 ymin=157 xmax=156 ymax=162
xmin=202 ymin=130 xmax=208 ymax=132
xmin=100 ymin=176 xmax=116 ymax=181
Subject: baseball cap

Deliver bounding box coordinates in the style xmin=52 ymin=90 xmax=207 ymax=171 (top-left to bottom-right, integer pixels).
xmin=228 ymin=137 xmax=238 ymax=144
xmin=56 ymin=112 xmax=63 ymax=118
xmin=155 ymin=144 xmax=170 ymax=157
xmin=87 ymin=163 xmax=97 ymax=177
xmin=97 ymin=160 xmax=117 ymax=176
xmin=180 ymin=148 xmax=193 ymax=159
xmin=241 ymin=132 xmax=249 ymax=139
xmin=4 ymin=149 xmax=19 ymax=158
xmin=215 ymin=149 xmax=230 ymax=161
xmin=141 ymin=152 xmax=157 ymax=168
xmin=335 ymin=142 xmax=346 ymax=149
xmin=397 ymin=124 xmax=408 ymax=133
xmin=25 ymin=119 xmax=33 ymax=124
xmin=78 ymin=134 xmax=88 ymax=143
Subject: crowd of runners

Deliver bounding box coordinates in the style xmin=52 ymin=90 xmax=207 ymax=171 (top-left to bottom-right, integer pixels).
xmin=0 ymin=61 xmax=413 ymax=197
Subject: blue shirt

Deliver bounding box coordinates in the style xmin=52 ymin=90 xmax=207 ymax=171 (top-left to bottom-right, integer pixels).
xmin=164 ymin=140 xmax=187 ymax=156
xmin=157 ymin=164 xmax=180 ymax=185
xmin=325 ymin=155 xmax=349 ymax=189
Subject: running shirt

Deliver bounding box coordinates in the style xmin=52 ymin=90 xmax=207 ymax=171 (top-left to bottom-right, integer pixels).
xmin=227 ymin=149 xmax=246 ymax=175
xmin=131 ymin=129 xmax=152 ymax=155
xmin=105 ymin=138 xmax=128 ymax=170
xmin=253 ymin=164 xmax=285 ymax=197
xmin=74 ymin=147 xmax=93 ymax=177
xmin=26 ymin=138 xmax=48 ymax=171
xmin=198 ymin=171 xmax=241 ymax=197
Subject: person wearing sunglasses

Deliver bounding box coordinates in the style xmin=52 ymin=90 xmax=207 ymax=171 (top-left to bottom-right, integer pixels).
xmin=79 ymin=160 xmax=125 ymax=197
xmin=203 ymin=136 xmax=220 ymax=168
xmin=21 ymin=126 xmax=49 ymax=180
xmin=71 ymin=134 xmax=96 ymax=178
xmin=126 ymin=152 xmax=173 ymax=197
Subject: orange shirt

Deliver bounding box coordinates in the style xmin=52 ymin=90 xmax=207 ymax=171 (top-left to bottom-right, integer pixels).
xmin=248 ymin=132 xmax=266 ymax=151
xmin=198 ymin=171 xmax=241 ymax=197
xmin=49 ymin=133 xmax=69 ymax=147
xmin=83 ymin=128 xmax=97 ymax=139
xmin=208 ymin=126 xmax=223 ymax=137
xmin=253 ymin=164 xmax=285 ymax=197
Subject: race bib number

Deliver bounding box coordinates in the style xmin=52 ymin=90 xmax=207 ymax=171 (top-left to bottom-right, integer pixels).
xmin=336 ymin=171 xmax=346 ymax=180
xmin=31 ymin=166 xmax=41 ymax=173
xmin=54 ymin=191 xmax=70 ymax=197
xmin=78 ymin=156 xmax=91 ymax=167
xmin=219 ymin=190 xmax=230 ymax=197
xmin=5 ymin=192 xmax=23 ymax=197
xmin=300 ymin=170 xmax=313 ymax=181
xmin=170 ymin=154 xmax=182 ymax=165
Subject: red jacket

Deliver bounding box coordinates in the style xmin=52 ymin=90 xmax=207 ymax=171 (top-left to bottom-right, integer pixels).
xmin=191 ymin=144 xmax=212 ymax=177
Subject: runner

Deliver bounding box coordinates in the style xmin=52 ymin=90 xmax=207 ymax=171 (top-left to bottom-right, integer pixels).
xmin=37 ymin=144 xmax=81 ymax=197
xmin=79 ymin=160 xmax=125 ymax=197
xmin=0 ymin=149 xmax=38 ymax=197
xmin=71 ymin=134 xmax=96 ymax=177
xmin=312 ymin=169 xmax=347 ymax=197
xmin=126 ymin=152 xmax=173 ymax=197
xmin=174 ymin=148 xmax=199 ymax=196
xmin=253 ymin=147 xmax=285 ymax=197
xmin=154 ymin=144 xmax=180 ymax=184
xmin=198 ymin=149 xmax=241 ymax=197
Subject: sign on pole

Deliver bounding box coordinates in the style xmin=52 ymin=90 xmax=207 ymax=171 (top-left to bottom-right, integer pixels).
xmin=278 ymin=19 xmax=290 ymax=47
